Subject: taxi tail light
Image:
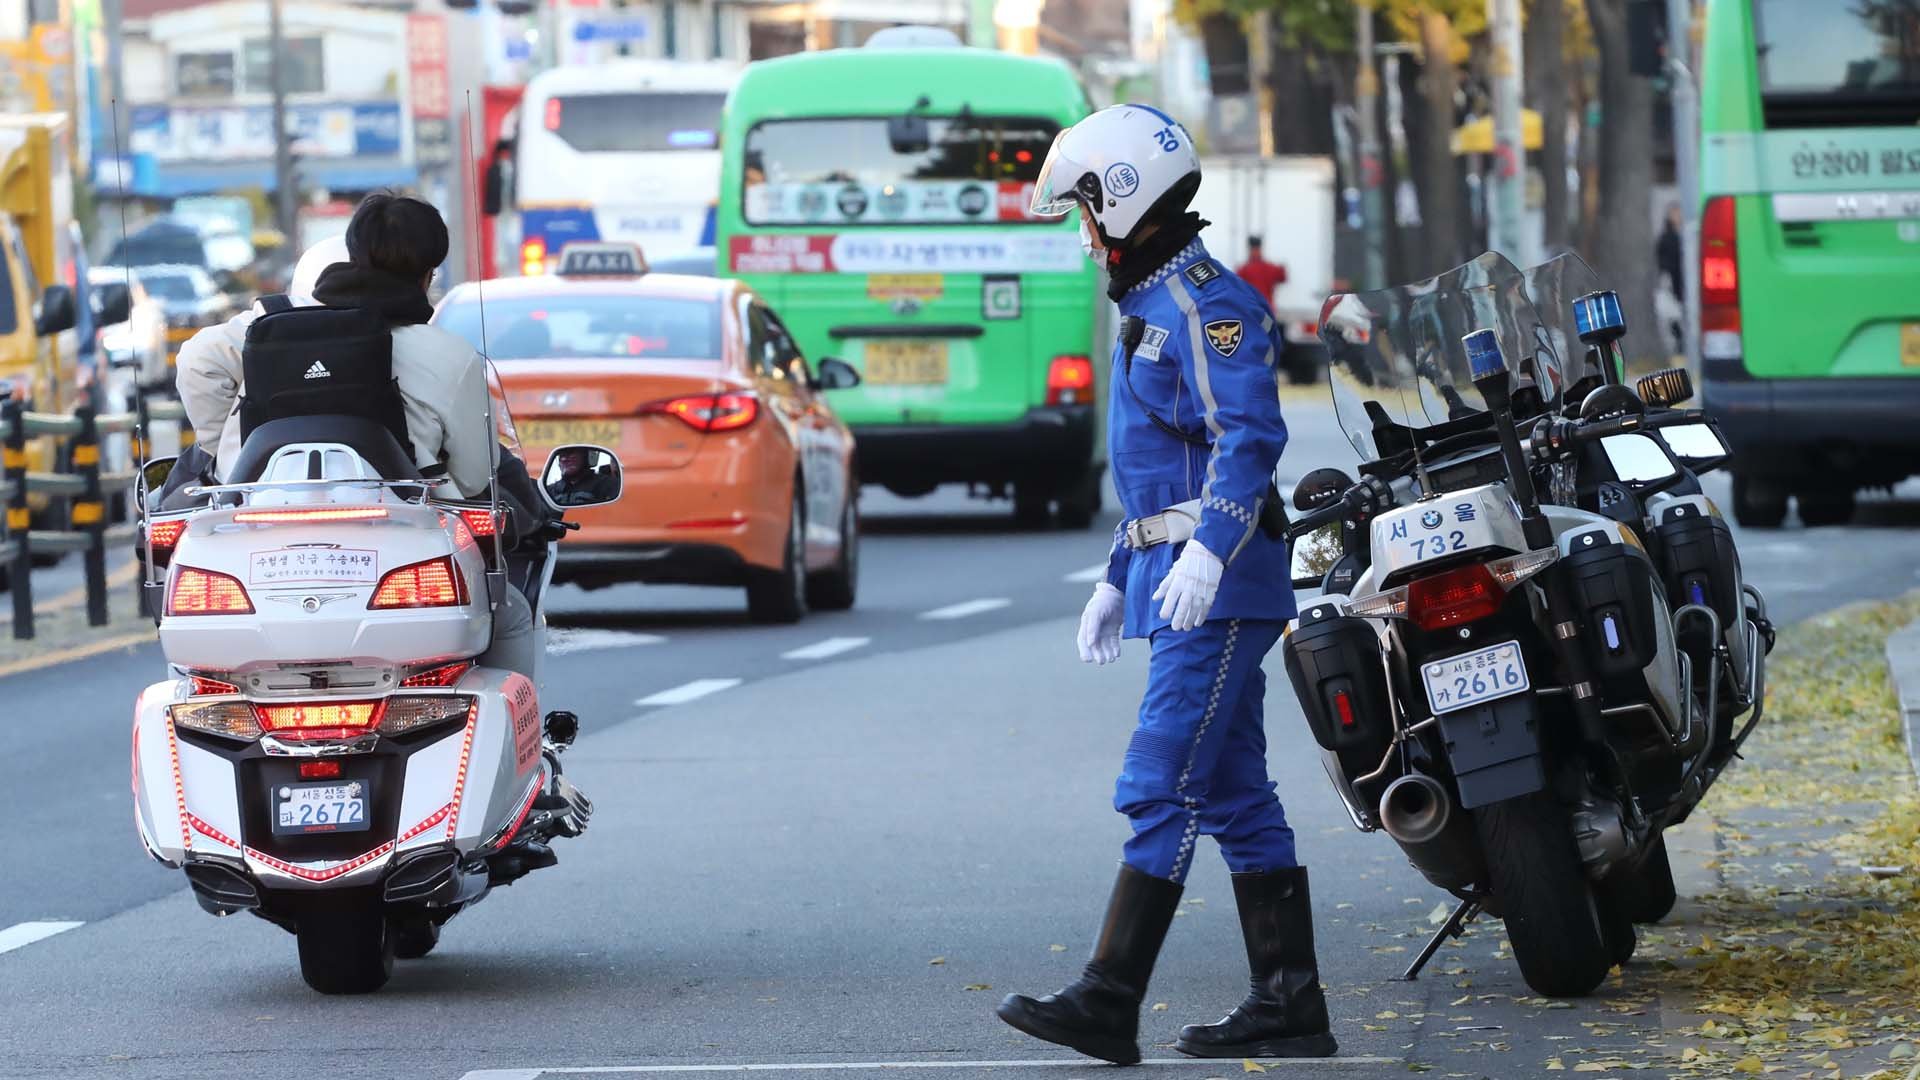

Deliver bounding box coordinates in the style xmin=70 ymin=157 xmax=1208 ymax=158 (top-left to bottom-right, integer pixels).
xmin=369 ymin=556 xmax=468 ymax=610
xmin=1407 ymin=564 xmax=1506 ymax=632
xmin=168 ymin=567 xmax=254 ymax=616
xmin=642 ymin=392 xmax=758 ymax=433
xmin=1046 ymin=355 xmax=1095 ymax=406
xmin=521 ymin=237 xmax=547 ymax=276
xmin=1700 ymin=195 xmax=1741 ymax=348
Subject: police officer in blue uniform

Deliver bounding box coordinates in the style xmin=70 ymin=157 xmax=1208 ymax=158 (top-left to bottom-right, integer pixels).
xmin=995 ymin=105 xmax=1337 ymax=1065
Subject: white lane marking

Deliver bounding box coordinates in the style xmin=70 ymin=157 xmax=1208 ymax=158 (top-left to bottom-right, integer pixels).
xmin=782 ymin=637 xmax=871 ymax=661
xmin=920 ymin=598 xmax=1012 ymax=621
xmin=0 ymin=921 xmax=83 ymax=955
xmin=1063 ymin=563 xmax=1107 ymax=583
xmin=547 ymin=629 xmax=667 ymax=655
xmin=634 ymin=679 xmax=742 ymax=707
xmin=459 ymin=1058 xmax=1399 ymax=1077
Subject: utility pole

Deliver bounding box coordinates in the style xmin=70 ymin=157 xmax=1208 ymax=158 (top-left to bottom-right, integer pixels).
xmin=1486 ymin=0 xmax=1527 ymax=263
xmin=1668 ymin=0 xmax=1701 ymax=373
xmin=267 ymin=0 xmax=299 ymax=259
xmin=1353 ymin=2 xmax=1386 ymax=289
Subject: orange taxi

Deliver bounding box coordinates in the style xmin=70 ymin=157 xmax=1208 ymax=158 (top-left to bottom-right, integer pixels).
xmin=435 ymin=242 xmax=862 ymax=623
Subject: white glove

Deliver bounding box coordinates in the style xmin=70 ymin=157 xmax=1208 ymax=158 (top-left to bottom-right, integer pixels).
xmin=1077 ymin=583 xmax=1125 ymax=665
xmin=1154 ymin=540 xmax=1224 ymax=632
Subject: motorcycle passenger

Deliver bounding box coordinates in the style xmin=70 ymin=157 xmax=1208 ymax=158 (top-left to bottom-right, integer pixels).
xmin=995 ymin=105 xmax=1337 ymax=1064
xmin=174 ymin=192 xmax=540 ymax=685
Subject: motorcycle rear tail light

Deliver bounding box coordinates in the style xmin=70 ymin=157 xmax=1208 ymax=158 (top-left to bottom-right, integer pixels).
xmin=1346 ymin=586 xmax=1409 ymax=620
xmin=458 ymin=508 xmax=499 ymax=538
xmin=232 ymin=506 xmax=389 ymax=524
xmin=298 ymin=760 xmax=343 ymax=780
xmin=1488 ymin=548 xmax=1558 ymax=588
xmin=643 ymin=392 xmax=758 ymax=433
xmin=401 ymin=660 xmax=473 ymax=688
xmin=1407 ymin=564 xmax=1505 ymax=632
xmin=380 ymin=695 xmax=476 ymax=736
xmin=148 ymin=519 xmax=187 ymax=549
xmin=189 ymin=674 xmax=240 ymax=696
xmin=171 ymin=701 xmax=263 ymax=740
xmin=254 ymin=700 xmax=384 ymax=741
xmin=369 ymin=556 xmax=468 ymax=609
xmin=1046 ymin=355 xmax=1095 ymax=406
xmin=168 ymin=567 xmax=254 ymax=615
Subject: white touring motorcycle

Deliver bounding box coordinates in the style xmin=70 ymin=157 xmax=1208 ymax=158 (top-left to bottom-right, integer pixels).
xmin=1280 ymin=253 xmax=1772 ymax=998
xmin=130 ymin=415 xmax=621 ymax=993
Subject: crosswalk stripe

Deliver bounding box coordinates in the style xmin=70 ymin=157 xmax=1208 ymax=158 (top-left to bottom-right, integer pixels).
xmin=0 ymin=921 xmax=83 ymax=956
xmin=919 ymin=598 xmax=1011 ymax=621
xmin=781 ymin=637 xmax=871 ymax=661
xmin=635 ymin=679 xmax=743 ymax=707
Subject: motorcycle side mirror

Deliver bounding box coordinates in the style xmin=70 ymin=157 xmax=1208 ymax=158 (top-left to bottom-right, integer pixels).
xmin=1289 ymin=522 xmax=1342 ymax=591
xmin=540 ymin=444 xmax=624 ymax=512
xmin=136 ymin=455 xmax=179 ymax=512
xmin=1660 ymin=422 xmax=1731 ymax=471
xmin=1599 ymin=433 xmax=1680 ymax=487
xmin=1293 ymin=467 xmax=1354 ymax=511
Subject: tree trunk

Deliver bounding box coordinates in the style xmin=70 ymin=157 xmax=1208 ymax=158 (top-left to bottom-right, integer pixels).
xmin=1525 ymin=0 xmax=1570 ymax=252
xmin=1588 ymin=0 xmax=1661 ymax=363
xmin=1417 ymin=10 xmax=1464 ymax=275
xmin=1265 ymin=8 xmax=1339 ymax=155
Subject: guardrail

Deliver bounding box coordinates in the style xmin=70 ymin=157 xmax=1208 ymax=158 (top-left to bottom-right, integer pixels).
xmin=0 ymin=390 xmax=190 ymax=640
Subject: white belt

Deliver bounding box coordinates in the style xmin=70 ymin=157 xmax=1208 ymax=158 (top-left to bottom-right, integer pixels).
xmin=1123 ymin=499 xmax=1202 ymax=550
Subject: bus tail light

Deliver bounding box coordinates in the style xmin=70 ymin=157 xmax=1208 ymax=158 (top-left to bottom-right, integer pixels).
xmin=521 ymin=237 xmax=547 ymax=276
xmin=1046 ymin=355 xmax=1094 ymax=406
xmin=1700 ymin=196 xmax=1741 ymax=361
xmin=642 ymin=393 xmax=759 ymax=433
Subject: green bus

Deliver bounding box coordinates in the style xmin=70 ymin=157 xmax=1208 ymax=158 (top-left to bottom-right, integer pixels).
xmin=1700 ymin=0 xmax=1920 ymax=527
xmin=716 ymin=39 xmax=1105 ymax=527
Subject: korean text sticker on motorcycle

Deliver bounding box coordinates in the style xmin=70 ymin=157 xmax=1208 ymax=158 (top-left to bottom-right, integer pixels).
xmin=249 ymin=548 xmax=378 ymax=586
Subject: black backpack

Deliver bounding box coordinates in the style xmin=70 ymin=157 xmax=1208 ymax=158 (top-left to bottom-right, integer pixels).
xmin=238 ymin=296 xmax=417 ymax=462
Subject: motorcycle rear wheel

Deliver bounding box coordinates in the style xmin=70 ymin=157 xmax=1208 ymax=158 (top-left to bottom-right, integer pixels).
xmin=1605 ymin=836 xmax=1678 ymax=924
xmin=296 ymin=900 xmax=394 ymax=994
xmin=1473 ymin=792 xmax=1613 ymax=998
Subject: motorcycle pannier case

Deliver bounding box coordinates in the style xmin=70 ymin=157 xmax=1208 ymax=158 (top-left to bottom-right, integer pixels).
xmin=1654 ymin=500 xmax=1740 ymax=628
xmin=1561 ymin=531 xmax=1662 ymax=687
xmin=1285 ymin=601 xmax=1393 ymax=764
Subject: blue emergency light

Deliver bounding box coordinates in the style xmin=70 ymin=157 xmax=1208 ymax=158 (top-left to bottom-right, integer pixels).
xmin=1572 ymin=290 xmax=1625 ymax=344
xmin=1462 ymin=329 xmax=1505 ymax=381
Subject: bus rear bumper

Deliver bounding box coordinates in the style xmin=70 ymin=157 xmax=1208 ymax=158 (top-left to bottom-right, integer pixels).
xmin=851 ymin=405 xmax=1098 ymax=493
xmin=1705 ymin=373 xmax=1920 ymax=484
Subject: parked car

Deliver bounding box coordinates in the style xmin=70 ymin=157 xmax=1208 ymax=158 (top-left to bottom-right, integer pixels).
xmin=436 ymin=242 xmax=863 ymax=623
xmin=134 ymin=264 xmax=239 ymax=361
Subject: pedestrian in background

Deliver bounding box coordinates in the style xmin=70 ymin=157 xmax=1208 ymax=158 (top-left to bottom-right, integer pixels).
xmin=1657 ymin=203 xmax=1685 ymax=356
xmin=995 ymin=105 xmax=1337 ymax=1066
xmin=1234 ymin=235 xmax=1287 ymax=314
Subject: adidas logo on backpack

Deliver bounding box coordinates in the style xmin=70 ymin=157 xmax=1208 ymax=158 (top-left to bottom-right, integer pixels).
xmin=304 ymin=361 xmax=330 ymax=380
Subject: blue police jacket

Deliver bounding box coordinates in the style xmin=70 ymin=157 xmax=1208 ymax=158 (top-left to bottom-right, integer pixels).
xmin=1103 ymin=239 xmax=1296 ymax=638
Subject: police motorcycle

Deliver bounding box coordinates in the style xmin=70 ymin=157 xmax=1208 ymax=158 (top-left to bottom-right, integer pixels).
xmin=1278 ymin=251 xmax=1770 ymax=998
xmin=129 ymin=400 xmax=621 ymax=994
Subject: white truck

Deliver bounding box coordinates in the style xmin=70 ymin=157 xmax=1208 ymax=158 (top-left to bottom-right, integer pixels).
xmin=1189 ymin=155 xmax=1335 ymax=384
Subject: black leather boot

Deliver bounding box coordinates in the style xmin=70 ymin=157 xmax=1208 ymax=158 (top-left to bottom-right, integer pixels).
xmin=996 ymin=864 xmax=1183 ymax=1065
xmin=1175 ymin=866 xmax=1338 ymax=1058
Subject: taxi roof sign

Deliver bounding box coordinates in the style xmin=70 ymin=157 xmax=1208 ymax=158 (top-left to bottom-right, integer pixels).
xmin=555 ymin=241 xmax=648 ymax=277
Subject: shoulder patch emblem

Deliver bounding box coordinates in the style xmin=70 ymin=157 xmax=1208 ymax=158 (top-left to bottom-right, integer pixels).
xmin=1184 ymin=260 xmax=1222 ymax=287
xmin=1203 ymin=319 xmax=1244 ymax=357
xmin=1136 ymin=324 xmax=1169 ymax=362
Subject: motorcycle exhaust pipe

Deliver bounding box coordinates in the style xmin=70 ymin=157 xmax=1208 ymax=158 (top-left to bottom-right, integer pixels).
xmin=1379 ymin=773 xmax=1487 ymax=893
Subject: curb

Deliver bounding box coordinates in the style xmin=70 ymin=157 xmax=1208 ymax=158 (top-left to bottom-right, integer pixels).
xmin=1885 ymin=618 xmax=1920 ymax=789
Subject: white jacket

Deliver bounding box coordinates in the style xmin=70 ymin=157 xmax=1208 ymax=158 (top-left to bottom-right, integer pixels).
xmin=176 ymin=300 xmax=496 ymax=498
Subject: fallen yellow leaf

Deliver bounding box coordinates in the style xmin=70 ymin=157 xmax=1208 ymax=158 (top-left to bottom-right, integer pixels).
xmin=1242 ymin=1062 xmax=1269 ymax=1074
xmin=1731 ymin=1056 xmax=1764 ymax=1074
xmin=1545 ymin=1059 xmax=1565 ymax=1071
xmin=928 ymin=957 xmax=946 ymax=966
xmin=962 ymin=984 xmax=991 ymax=991
xmin=1151 ymin=1002 xmax=1169 ymax=1011
xmin=1376 ymin=1010 xmax=1400 ymax=1019
xmin=1048 ymin=944 xmax=1067 ymax=952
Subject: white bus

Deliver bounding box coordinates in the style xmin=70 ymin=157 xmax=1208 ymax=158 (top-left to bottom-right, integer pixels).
xmin=486 ymin=60 xmax=739 ymax=277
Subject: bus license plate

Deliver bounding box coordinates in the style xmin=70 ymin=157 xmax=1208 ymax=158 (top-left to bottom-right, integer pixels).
xmin=273 ymin=782 xmax=371 ymax=835
xmin=1421 ymin=641 xmax=1529 ymax=716
xmin=864 ymin=342 xmax=949 ymax=385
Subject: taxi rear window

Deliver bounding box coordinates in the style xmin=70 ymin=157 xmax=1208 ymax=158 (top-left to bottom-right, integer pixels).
xmin=437 ymin=295 xmax=722 ymax=361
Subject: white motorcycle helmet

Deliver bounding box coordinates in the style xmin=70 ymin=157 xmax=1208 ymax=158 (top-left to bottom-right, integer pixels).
xmin=1031 ymin=104 xmax=1202 ymax=248
xmin=288 ymin=234 xmax=350 ymax=301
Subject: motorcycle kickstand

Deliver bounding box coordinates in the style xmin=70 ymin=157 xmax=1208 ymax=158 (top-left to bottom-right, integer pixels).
xmin=1397 ymin=894 xmax=1486 ymax=982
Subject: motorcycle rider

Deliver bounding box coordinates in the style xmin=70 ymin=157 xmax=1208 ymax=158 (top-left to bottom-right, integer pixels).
xmin=995 ymin=105 xmax=1337 ymax=1064
xmin=173 ymin=192 xmax=539 ymax=683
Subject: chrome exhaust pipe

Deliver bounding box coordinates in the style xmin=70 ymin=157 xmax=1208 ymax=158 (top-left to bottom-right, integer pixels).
xmin=1379 ymin=773 xmax=1486 ymax=893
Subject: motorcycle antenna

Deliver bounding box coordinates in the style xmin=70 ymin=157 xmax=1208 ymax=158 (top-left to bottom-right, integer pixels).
xmin=463 ymin=90 xmax=509 ymax=605
xmin=109 ymin=98 xmax=162 ymax=616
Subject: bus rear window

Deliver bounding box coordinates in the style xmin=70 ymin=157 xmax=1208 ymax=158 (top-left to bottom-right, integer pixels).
xmin=1755 ymin=0 xmax=1920 ymax=127
xmin=544 ymin=93 xmax=725 ymax=153
xmin=743 ymin=116 xmax=1060 ymax=226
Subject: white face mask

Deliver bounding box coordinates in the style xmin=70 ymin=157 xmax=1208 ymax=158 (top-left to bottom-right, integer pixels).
xmin=1078 ymin=216 xmax=1099 ymax=260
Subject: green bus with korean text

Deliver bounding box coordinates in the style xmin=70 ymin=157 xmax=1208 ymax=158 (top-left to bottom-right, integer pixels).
xmin=716 ymin=36 xmax=1105 ymax=527
xmin=1700 ymin=0 xmax=1920 ymax=527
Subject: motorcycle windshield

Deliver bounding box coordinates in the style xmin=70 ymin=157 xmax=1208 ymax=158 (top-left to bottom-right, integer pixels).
xmin=1317 ymin=251 xmax=1566 ymax=461
xmin=1520 ymin=250 xmax=1610 ymax=390
xmin=487 ymin=360 xmax=524 ymax=460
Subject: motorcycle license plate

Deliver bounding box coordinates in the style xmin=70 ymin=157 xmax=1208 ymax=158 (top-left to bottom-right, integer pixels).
xmin=273 ymin=782 xmax=371 ymax=835
xmin=1421 ymin=641 xmax=1530 ymax=715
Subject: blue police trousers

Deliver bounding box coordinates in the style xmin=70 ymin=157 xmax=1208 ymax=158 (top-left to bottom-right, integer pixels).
xmin=1114 ymin=618 xmax=1297 ymax=883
